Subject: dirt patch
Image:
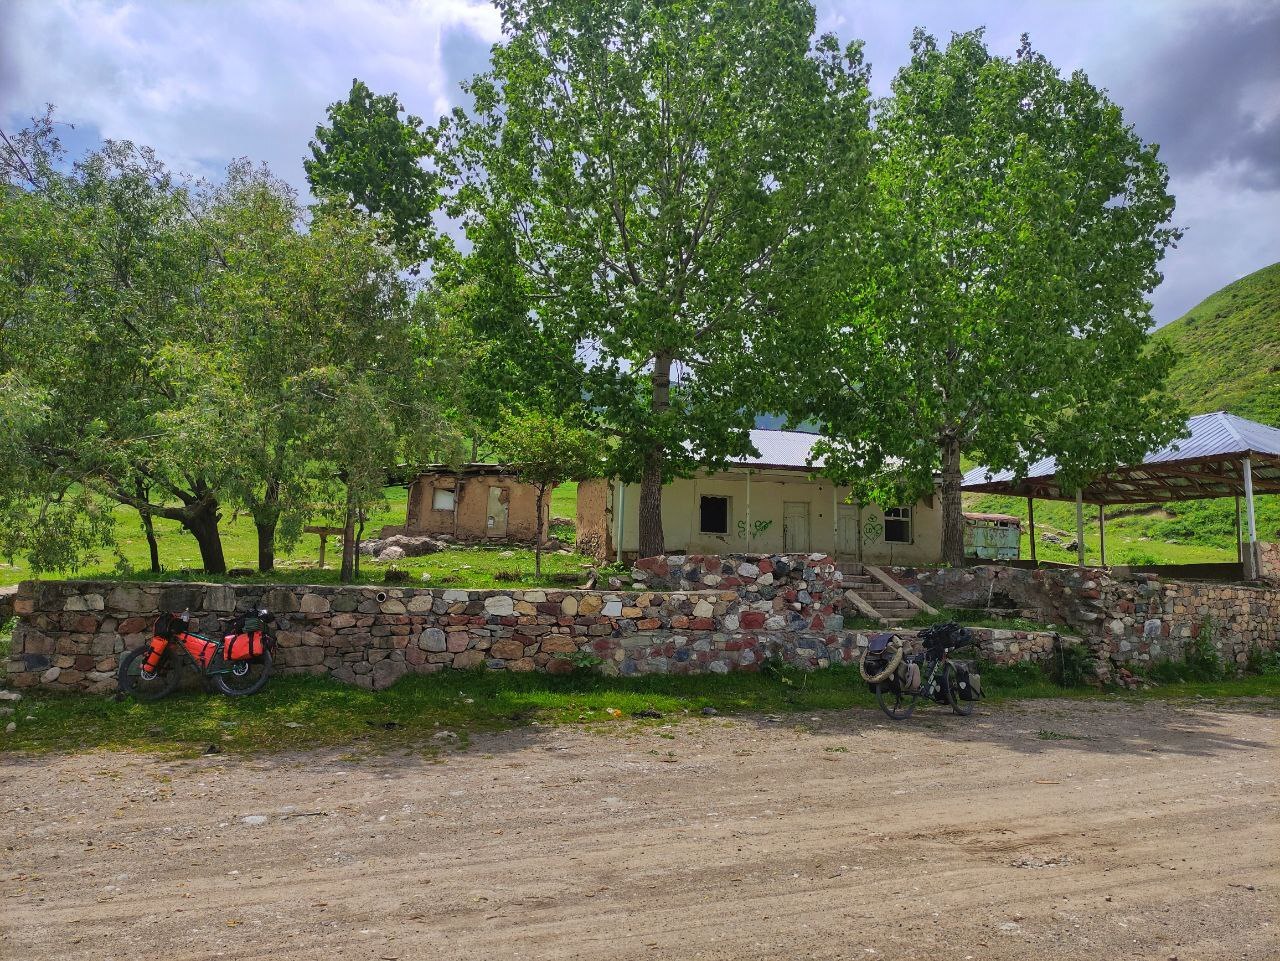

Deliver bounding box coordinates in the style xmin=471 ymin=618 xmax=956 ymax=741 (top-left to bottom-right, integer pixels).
xmin=3 ymin=699 xmax=1278 ymax=960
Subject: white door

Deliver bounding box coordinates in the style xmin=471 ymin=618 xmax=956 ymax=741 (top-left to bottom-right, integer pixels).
xmin=783 ymin=502 xmax=810 ymax=553
xmin=837 ymin=505 xmax=859 ymax=558
xmin=486 ymin=485 xmax=508 ymax=537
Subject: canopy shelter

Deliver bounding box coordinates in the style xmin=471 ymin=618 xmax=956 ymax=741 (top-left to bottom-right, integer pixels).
xmin=962 ymin=411 xmax=1280 ymax=576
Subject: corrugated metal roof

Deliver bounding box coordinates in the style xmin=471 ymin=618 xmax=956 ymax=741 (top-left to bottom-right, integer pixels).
xmin=962 ymin=411 xmax=1280 ymax=498
xmin=732 ymin=429 xmax=825 ymax=470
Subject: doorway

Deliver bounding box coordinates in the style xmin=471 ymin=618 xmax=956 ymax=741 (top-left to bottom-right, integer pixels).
xmin=837 ymin=504 xmax=860 ymax=558
xmin=486 ymin=485 xmax=509 ymax=537
xmin=783 ymin=501 xmax=810 ymax=553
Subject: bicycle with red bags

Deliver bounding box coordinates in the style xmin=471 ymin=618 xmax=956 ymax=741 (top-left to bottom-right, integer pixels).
xmin=117 ymin=607 xmax=279 ymax=700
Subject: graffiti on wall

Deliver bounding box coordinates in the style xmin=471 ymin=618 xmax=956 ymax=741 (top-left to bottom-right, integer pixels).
xmin=736 ymin=518 xmax=773 ymax=539
xmin=862 ymin=515 xmax=883 ymax=546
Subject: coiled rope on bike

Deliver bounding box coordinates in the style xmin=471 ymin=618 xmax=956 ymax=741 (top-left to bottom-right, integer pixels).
xmin=859 ymin=635 xmax=904 ymax=684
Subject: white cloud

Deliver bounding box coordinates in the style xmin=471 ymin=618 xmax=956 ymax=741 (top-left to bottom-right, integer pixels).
xmin=0 ymin=0 xmax=500 ymax=189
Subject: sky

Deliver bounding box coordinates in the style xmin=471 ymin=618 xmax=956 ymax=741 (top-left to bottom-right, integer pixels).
xmin=1 ymin=0 xmax=1277 ymax=327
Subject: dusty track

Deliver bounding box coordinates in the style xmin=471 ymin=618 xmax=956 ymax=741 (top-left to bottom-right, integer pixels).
xmin=3 ymin=698 xmax=1278 ymax=960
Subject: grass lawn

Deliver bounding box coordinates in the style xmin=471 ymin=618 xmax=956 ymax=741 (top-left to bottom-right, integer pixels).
xmin=0 ymin=484 xmax=591 ymax=590
xmin=3 ymin=660 xmax=1276 ymax=757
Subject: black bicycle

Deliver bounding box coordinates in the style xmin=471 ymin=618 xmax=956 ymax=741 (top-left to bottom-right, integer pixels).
xmin=117 ymin=608 xmax=279 ymax=700
xmin=860 ymin=622 xmax=983 ymax=720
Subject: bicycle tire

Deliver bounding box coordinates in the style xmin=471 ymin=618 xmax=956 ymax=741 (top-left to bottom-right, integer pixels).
xmin=214 ymin=649 xmax=273 ymax=697
xmin=117 ymin=645 xmax=181 ymax=701
xmin=875 ymin=681 xmax=915 ymax=720
xmin=943 ymin=662 xmax=973 ymax=716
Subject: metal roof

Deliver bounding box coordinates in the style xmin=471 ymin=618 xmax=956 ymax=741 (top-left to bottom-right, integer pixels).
xmin=962 ymin=411 xmax=1280 ymax=504
xmin=731 ymin=429 xmax=825 ymax=471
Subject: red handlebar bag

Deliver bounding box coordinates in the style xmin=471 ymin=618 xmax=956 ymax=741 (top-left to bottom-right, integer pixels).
xmin=224 ymin=630 xmax=266 ymax=662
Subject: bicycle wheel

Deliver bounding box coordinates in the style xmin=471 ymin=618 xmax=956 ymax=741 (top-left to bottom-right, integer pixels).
xmin=875 ymin=681 xmax=915 ymax=720
xmin=215 ymin=650 xmax=273 ymax=697
xmin=942 ymin=662 xmax=973 ymax=716
xmin=118 ymin=645 xmax=182 ymax=701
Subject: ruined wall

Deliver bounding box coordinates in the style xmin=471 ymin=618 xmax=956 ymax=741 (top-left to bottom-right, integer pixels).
xmin=7 ymin=554 xmax=1070 ymax=693
xmin=888 ymin=564 xmax=1280 ymax=669
xmin=405 ymin=473 xmax=548 ymax=543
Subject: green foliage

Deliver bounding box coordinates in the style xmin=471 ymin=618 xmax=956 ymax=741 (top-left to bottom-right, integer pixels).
xmin=489 ymin=403 xmax=599 ymax=574
xmin=440 ymin=0 xmax=874 ymax=554
xmin=305 ymin=79 xmax=443 ymax=265
xmin=780 ymin=29 xmax=1183 ymax=566
xmin=1047 ymin=640 xmax=1097 ymax=688
xmin=1184 ymin=620 xmax=1225 ymax=681
xmin=1245 ymin=644 xmax=1280 ymax=677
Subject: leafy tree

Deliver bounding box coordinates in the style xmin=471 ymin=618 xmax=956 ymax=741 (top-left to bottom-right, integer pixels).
xmin=305 ymin=79 xmax=442 ymax=265
xmin=782 ymin=30 xmax=1185 ymax=566
xmin=0 ymin=129 xmax=236 ymax=573
xmin=489 ymin=402 xmax=600 ymax=575
xmin=439 ymin=0 xmax=873 ymax=557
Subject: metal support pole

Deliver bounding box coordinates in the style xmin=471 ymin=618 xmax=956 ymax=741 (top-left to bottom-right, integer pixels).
xmin=746 ymin=470 xmax=753 ymax=553
xmin=1098 ymin=504 xmax=1106 ymax=567
xmin=1244 ymin=456 xmax=1258 ymax=577
xmin=1027 ymin=496 xmax=1036 ymax=565
xmin=1235 ymin=494 xmax=1243 ymax=563
xmin=1075 ymin=489 xmax=1085 ymax=569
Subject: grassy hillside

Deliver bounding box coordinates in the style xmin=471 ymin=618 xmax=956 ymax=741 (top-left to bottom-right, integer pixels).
xmin=1153 ymin=261 xmax=1280 ymax=426
xmin=969 ymin=262 xmax=1280 ymax=563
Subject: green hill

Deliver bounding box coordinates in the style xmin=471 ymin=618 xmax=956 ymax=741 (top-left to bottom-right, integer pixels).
xmin=968 ymin=262 xmax=1280 ymax=564
xmin=1152 ymin=261 xmax=1280 ymax=426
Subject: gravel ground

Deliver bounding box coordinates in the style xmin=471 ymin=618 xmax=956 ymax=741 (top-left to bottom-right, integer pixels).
xmin=3 ymin=697 xmax=1278 ymax=961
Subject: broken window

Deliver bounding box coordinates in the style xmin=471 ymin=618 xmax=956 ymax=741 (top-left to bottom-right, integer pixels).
xmin=699 ymin=495 xmax=730 ymax=535
xmin=432 ymin=488 xmax=456 ymax=511
xmin=884 ymin=506 xmax=912 ymax=544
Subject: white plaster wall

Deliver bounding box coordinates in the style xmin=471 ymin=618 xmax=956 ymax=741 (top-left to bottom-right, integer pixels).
xmin=614 ymin=469 xmax=943 ymax=563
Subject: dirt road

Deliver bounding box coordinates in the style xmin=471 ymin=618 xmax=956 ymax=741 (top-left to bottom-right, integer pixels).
xmin=3 ymin=698 xmax=1278 ymax=961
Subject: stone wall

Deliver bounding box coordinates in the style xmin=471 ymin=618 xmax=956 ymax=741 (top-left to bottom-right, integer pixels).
xmin=7 ymin=554 xmax=1071 ymax=694
xmin=889 ymin=564 xmax=1280 ymax=670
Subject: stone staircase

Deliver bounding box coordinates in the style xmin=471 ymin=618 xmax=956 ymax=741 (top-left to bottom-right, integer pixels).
xmin=837 ymin=563 xmax=922 ymax=625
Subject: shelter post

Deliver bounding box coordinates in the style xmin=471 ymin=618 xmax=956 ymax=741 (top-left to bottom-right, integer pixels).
xmin=1075 ymin=490 xmax=1085 ymax=569
xmin=1027 ymin=496 xmax=1037 ymax=565
xmin=1235 ymin=494 xmax=1243 ymax=563
xmin=1098 ymin=504 xmax=1106 ymax=567
xmin=745 ymin=470 xmax=753 ymax=553
xmin=1243 ymin=456 xmax=1258 ymax=578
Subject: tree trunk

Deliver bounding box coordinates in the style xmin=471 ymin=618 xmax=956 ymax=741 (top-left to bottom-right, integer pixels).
xmin=340 ymin=487 xmax=357 ymax=583
xmin=255 ymin=480 xmax=280 ymax=573
xmin=183 ymin=498 xmax=227 ymax=575
xmin=354 ymin=500 xmax=364 ymax=579
xmin=141 ymin=511 xmax=161 ymax=573
xmin=940 ymin=434 xmax=965 ymax=568
xmin=637 ymin=353 xmax=672 ymax=559
xmin=134 ymin=481 xmax=161 ymax=573
xmin=534 ymin=485 xmax=545 ymax=577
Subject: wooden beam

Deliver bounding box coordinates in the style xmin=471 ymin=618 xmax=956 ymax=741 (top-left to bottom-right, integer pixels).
xmin=1028 ymin=496 xmax=1037 ymax=565
xmin=1075 ymin=489 xmax=1085 ymax=569
xmin=863 ymin=565 xmax=938 ymax=616
xmin=1098 ymin=504 xmax=1106 ymax=567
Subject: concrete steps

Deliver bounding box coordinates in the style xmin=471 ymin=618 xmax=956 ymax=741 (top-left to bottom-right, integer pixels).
xmin=837 ymin=563 xmax=921 ymax=625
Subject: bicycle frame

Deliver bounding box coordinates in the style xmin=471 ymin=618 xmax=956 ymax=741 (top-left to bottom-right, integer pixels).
xmin=141 ymin=611 xmax=273 ymax=680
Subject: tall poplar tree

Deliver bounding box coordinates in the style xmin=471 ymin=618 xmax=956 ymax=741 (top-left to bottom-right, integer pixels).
xmin=782 ymin=30 xmax=1185 ymax=566
xmin=439 ymin=0 xmax=872 ymax=557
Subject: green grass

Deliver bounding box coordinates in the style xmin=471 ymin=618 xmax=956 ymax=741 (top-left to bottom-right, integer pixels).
xmin=906 ymin=607 xmax=1060 ymax=632
xmin=1153 ymin=260 xmax=1280 ymax=429
xmin=0 ymin=484 xmax=589 ymax=590
xmin=2 ymin=663 xmax=1275 ymax=757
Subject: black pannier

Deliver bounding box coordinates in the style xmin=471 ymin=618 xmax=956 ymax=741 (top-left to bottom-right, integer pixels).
xmin=952 ymin=661 xmax=983 ymax=701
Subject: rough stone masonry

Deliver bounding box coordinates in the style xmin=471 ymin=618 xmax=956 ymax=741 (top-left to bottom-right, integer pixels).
xmin=7 ymin=554 xmax=1069 ymax=693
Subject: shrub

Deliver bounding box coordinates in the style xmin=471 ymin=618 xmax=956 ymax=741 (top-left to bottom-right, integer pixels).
xmin=1048 ymin=639 xmax=1097 ymax=688
xmin=1245 ymin=643 xmax=1280 ymax=677
xmin=1183 ymin=620 xmax=1225 ymax=681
